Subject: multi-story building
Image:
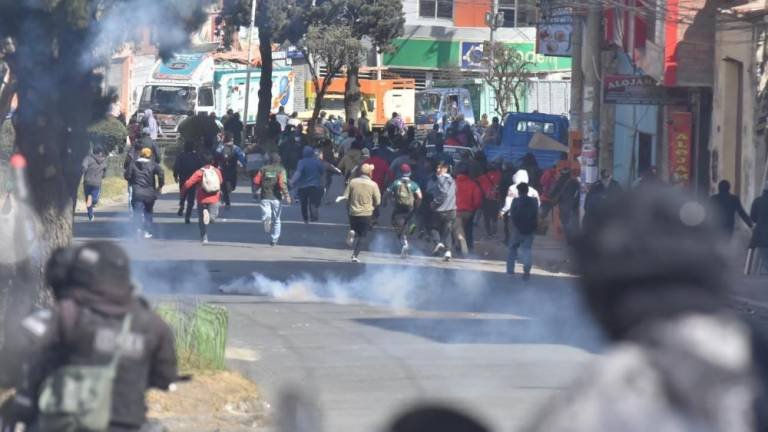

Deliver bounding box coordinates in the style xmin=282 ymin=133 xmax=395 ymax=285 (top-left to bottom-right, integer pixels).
xmin=381 ymin=0 xmax=572 ymax=119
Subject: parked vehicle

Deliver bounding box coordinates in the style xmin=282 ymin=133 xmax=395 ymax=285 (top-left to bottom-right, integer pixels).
xmin=136 ymin=52 xmax=295 ymax=140
xmin=483 ymin=112 xmax=569 ymax=168
xmin=425 ymin=145 xmax=475 ymax=165
xmin=302 ymin=77 xmax=416 ymax=128
xmin=415 ymin=88 xmax=476 ymax=131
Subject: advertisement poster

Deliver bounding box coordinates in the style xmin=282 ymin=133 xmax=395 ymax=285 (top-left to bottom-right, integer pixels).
xmin=153 ymin=53 xmax=206 ymax=81
xmin=536 ymin=9 xmax=573 ymax=57
xmin=668 ymin=111 xmax=693 ymax=186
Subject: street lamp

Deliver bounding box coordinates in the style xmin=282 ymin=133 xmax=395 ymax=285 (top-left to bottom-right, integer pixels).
xmin=242 ymin=0 xmax=257 ymax=144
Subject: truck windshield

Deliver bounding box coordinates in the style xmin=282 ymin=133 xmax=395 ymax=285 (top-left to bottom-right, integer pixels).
xmin=516 ymin=121 xmax=556 ymax=135
xmin=139 ymin=85 xmax=196 ymax=115
xmin=416 ymin=93 xmax=441 ymax=115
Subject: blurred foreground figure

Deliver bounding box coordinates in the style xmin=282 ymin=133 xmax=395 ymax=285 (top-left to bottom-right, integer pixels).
xmin=525 ymin=186 xmax=767 ymax=432
xmin=0 ymin=241 xmax=178 ymax=432
xmin=386 ymin=405 xmax=491 ymax=432
xmin=747 ymin=181 xmax=768 ymax=275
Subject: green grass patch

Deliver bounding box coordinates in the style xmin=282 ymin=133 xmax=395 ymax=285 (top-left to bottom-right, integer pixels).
xmin=155 ymin=302 xmax=229 ymax=372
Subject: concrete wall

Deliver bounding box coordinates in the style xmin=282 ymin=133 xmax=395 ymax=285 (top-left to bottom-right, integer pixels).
xmin=711 ymin=23 xmax=759 ymax=204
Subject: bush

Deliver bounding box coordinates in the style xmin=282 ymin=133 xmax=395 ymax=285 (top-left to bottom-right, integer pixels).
xmin=88 ymin=117 xmax=128 ymax=154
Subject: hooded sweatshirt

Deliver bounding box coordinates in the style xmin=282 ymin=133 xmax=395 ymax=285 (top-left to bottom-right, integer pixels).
xmin=428 ymin=173 xmax=457 ymax=212
xmin=144 ymin=109 xmax=161 ymax=140
xmin=126 ymin=157 xmax=165 ymax=201
xmin=456 ymin=174 xmax=483 ymax=212
xmin=82 ymin=153 xmax=108 ymax=187
xmin=501 ymin=169 xmax=540 ymax=215
xmin=291 ymin=146 xmax=327 ymax=190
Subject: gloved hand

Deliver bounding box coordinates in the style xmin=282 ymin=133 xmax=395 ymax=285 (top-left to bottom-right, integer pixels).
xmin=335 ymin=196 xmax=346 ymax=203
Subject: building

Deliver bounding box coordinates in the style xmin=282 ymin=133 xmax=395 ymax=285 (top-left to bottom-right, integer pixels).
xmin=381 ymin=0 xmax=572 ymax=119
xmin=710 ymin=1 xmax=768 ymax=207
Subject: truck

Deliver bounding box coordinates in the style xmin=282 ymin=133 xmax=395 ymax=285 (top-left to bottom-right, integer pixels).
xmin=415 ymin=87 xmax=476 ymax=131
xmin=483 ymin=112 xmax=570 ymax=169
xmin=303 ymin=77 xmax=415 ymax=128
xmin=136 ymin=52 xmax=295 ymax=140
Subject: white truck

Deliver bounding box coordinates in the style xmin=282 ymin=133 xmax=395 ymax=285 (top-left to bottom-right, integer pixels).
xmin=136 ymin=52 xmax=295 ymax=140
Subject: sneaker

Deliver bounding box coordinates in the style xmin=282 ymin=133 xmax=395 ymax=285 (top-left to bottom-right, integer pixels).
xmin=522 ymin=272 xmax=531 ymax=282
xmin=443 ymin=250 xmax=452 ymax=262
xmin=400 ymin=244 xmax=409 ymax=258
xmin=432 ymin=242 xmax=445 ymax=255
xmin=88 ymin=213 xmax=94 ymax=222
xmin=202 ymin=235 xmax=209 ymax=245
xmin=143 ymin=231 xmax=153 ymax=239
xmin=203 ymin=208 xmax=210 ymax=225
xmin=270 ymin=240 xmax=277 ymax=247
xmin=264 ymin=219 xmax=272 ymax=234
xmin=351 ymin=255 xmax=360 ymax=263
xmin=346 ymin=230 xmax=356 ymax=247
xmin=177 ymin=208 xmax=184 ymax=217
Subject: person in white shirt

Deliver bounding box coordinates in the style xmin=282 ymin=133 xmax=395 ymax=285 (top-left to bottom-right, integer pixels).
xmin=499 ymin=169 xmax=540 ymax=217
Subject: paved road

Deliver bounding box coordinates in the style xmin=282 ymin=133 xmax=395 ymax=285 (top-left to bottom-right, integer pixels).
xmin=75 ymin=183 xmax=603 ymax=432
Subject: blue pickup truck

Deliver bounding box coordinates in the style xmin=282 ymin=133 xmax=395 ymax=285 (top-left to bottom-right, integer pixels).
xmin=483 ymin=112 xmax=569 ymax=169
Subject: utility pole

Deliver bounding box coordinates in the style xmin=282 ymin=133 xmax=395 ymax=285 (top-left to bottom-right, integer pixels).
xmin=569 ymin=5 xmax=584 ymax=145
xmin=581 ymin=3 xmax=602 ymax=186
xmin=242 ymin=0 xmax=257 ymax=143
xmin=487 ymin=0 xmax=500 ymax=68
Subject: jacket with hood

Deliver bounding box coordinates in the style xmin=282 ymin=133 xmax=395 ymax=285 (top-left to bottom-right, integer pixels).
xmin=183 ymin=165 xmax=224 ymax=205
xmin=173 ymin=150 xmax=203 ymax=184
xmin=477 ymin=169 xmax=502 ymax=200
xmin=143 ymin=109 xmax=162 ymax=141
xmin=82 ymin=153 xmax=108 ymax=187
xmin=6 ymin=242 xmax=177 ymax=430
xmin=125 ymin=158 xmax=165 ymax=201
xmin=339 ymin=148 xmax=364 ymax=178
xmin=343 ymin=175 xmax=381 ymax=217
xmin=427 ymin=173 xmax=457 ymax=213
xmin=291 ymin=147 xmax=328 ymax=190
xmin=456 ymin=174 xmax=483 ymax=212
xmin=501 ymin=170 xmax=540 ymax=215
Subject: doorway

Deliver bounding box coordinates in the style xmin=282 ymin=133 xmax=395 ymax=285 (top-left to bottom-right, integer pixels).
xmin=638 ymin=132 xmax=653 ymax=175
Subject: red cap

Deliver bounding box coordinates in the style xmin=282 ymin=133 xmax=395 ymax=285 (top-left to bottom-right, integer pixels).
xmin=10 ymin=154 xmax=27 ymax=169
xmin=400 ymin=163 xmax=412 ymax=176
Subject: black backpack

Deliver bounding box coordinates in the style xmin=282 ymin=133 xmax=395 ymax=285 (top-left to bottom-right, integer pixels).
xmin=512 ymin=197 xmax=539 ymax=235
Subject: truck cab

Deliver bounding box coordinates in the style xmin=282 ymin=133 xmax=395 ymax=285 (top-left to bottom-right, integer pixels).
xmin=415 ymin=88 xmax=475 ymax=131
xmin=483 ymin=112 xmax=569 ymax=168
xmin=136 ymin=53 xmax=215 ymax=141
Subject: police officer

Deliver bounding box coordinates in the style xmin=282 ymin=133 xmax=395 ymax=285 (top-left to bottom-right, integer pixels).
xmin=0 ymin=241 xmax=178 ymax=432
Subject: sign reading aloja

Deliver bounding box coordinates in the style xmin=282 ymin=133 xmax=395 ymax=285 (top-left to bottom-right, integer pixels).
xmin=604 ymin=75 xmax=688 ymax=105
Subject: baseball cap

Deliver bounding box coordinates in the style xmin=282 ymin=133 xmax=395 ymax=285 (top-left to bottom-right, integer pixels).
xmin=400 ymin=163 xmax=412 ymax=176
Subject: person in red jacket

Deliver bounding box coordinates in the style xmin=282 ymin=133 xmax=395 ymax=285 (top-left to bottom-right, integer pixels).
xmin=476 ymin=161 xmax=502 ymax=238
xmin=182 ymin=152 xmax=224 ymax=245
xmin=364 ymin=148 xmax=394 ymax=222
xmin=455 ymin=163 xmax=483 ymax=253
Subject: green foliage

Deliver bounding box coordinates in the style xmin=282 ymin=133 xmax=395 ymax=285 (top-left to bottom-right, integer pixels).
xmin=156 ymin=302 xmax=230 ymax=371
xmin=87 ymin=117 xmax=127 ymax=154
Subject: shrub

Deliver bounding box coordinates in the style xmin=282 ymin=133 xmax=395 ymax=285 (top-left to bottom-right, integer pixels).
xmin=87 ymin=117 xmax=128 ymax=154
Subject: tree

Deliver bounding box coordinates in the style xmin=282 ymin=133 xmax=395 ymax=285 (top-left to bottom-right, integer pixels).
xmin=299 ymin=24 xmax=364 ymax=134
xmin=483 ymin=43 xmax=533 ymax=117
xmin=220 ymin=0 xmax=293 ymax=133
xmin=0 ymin=0 xmax=210 ymax=305
xmin=337 ymin=0 xmax=404 ymax=122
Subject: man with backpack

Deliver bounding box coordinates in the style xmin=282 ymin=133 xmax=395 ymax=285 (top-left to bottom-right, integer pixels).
xmin=125 ymin=148 xmax=164 ymax=239
xmin=254 ymin=153 xmax=291 ymax=246
xmin=0 ymin=241 xmax=178 ymax=432
xmin=173 ymin=141 xmax=203 ymax=224
xmin=386 ymin=163 xmax=422 ymax=257
xmin=183 ymin=152 xmax=224 ymax=244
xmin=215 ymin=132 xmax=247 ymax=209
xmin=508 ymin=183 xmax=539 ymax=281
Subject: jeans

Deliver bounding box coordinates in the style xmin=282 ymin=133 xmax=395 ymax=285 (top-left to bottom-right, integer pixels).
xmin=260 ymin=199 xmax=282 ymax=242
xmin=198 ymin=202 xmax=220 ymax=238
xmin=431 ymin=210 xmax=456 ymax=250
xmin=507 ymin=232 xmax=534 ymax=275
xmin=482 ymin=199 xmax=499 ymax=236
xmin=127 ymin=185 xmax=133 ymax=214
xmin=298 ymin=186 xmax=322 ymax=222
xmin=131 ymin=199 xmax=155 ymax=234
xmin=84 ymin=185 xmax=101 ymax=219
xmin=391 ymin=205 xmax=415 ymax=246
xmin=222 ymin=181 xmax=233 ymax=206
xmin=180 ymin=186 xmax=196 ymax=222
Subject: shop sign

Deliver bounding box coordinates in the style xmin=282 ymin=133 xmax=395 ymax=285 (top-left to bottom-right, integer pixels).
xmin=604 ymin=75 xmax=688 ymax=105
xmin=668 ymin=112 xmax=693 ymax=186
xmin=536 ymin=9 xmax=573 ymax=57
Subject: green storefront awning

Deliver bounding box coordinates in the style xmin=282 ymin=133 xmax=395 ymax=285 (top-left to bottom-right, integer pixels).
xmin=383 ymin=38 xmax=571 ymax=73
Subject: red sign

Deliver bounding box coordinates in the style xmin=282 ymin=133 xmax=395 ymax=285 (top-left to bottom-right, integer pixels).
xmin=668 ymin=112 xmax=693 ymax=186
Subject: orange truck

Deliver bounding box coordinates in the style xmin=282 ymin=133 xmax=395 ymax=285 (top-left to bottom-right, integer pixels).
xmin=303 ymin=77 xmax=415 ymax=128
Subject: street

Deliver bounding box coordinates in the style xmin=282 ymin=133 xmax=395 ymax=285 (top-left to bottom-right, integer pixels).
xmin=74 ymin=183 xmax=603 ymax=432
